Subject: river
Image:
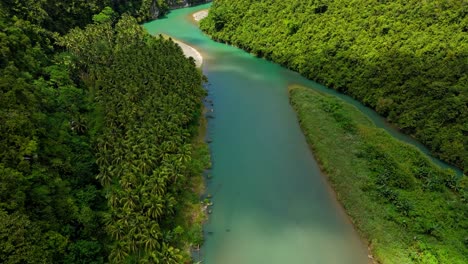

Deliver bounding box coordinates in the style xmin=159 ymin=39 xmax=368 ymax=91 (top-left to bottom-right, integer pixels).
xmin=143 ymin=3 xmax=460 ymax=264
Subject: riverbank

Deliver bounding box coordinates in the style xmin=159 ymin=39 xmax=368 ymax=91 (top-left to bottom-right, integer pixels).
xmin=192 ymin=10 xmax=209 ymax=22
xmin=158 ymin=34 xmax=203 ymax=67
xmin=176 ymin=105 xmax=211 ymax=260
xmin=289 ymin=84 xmax=467 ymax=264
xmin=173 ymin=39 xmax=203 ymax=68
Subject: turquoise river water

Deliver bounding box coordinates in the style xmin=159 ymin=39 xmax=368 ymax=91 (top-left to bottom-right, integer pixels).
xmin=144 ymin=3 xmax=461 ymax=264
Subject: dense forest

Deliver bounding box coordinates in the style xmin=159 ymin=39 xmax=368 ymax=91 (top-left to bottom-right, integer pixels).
xmin=201 ymin=0 xmax=468 ymax=173
xmin=289 ymin=85 xmax=467 ymax=264
xmin=1 ymin=1 xmax=208 ymax=263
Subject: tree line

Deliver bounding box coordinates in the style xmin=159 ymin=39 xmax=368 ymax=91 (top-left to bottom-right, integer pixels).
xmin=2 ymin=0 xmax=208 ymax=34
xmin=201 ymin=0 xmax=467 ymax=173
xmin=1 ymin=1 xmax=207 ymax=263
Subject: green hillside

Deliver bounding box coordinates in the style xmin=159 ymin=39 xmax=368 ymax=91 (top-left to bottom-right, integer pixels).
xmin=0 ymin=2 xmax=208 ymax=263
xmin=201 ymin=0 xmax=468 ymax=172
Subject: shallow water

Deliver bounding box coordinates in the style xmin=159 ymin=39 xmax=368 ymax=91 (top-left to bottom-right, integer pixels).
xmin=144 ymin=4 xmax=460 ymax=263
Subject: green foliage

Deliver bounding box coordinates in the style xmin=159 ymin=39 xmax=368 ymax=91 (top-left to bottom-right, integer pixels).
xmin=202 ymin=0 xmax=468 ymax=173
xmin=93 ymin=7 xmax=117 ymax=24
xmin=0 ymin=4 xmax=108 ymax=262
xmin=1 ymin=2 xmax=208 ymax=263
xmin=61 ymin=15 xmax=206 ymax=262
xmin=289 ymin=85 xmax=468 ymax=264
xmin=0 ymin=209 xmax=51 ymax=263
xmin=1 ymin=0 xmax=198 ymax=34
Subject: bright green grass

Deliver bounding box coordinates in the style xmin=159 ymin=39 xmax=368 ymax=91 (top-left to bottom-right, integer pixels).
xmin=289 ymin=85 xmax=467 ymax=264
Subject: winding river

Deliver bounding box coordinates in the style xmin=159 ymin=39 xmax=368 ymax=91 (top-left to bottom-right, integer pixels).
xmin=144 ymin=4 xmax=461 ymax=264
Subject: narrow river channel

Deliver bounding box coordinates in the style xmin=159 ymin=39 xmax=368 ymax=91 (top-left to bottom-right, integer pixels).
xmin=144 ymin=3 xmax=461 ymax=264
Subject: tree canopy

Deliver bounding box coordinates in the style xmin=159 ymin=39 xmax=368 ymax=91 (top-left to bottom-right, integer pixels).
xmin=201 ymin=0 xmax=468 ymax=173
xmin=0 ymin=2 xmax=207 ymax=263
xmin=60 ymin=15 xmax=206 ymax=262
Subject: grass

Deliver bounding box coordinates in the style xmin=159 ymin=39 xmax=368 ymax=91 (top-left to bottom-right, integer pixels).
xmin=288 ymin=84 xmax=467 ymax=264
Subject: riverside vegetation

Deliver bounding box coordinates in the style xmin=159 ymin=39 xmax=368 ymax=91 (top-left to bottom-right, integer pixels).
xmin=289 ymin=85 xmax=467 ymax=264
xmin=200 ymin=0 xmax=467 ymax=173
xmin=1 ymin=1 xmax=209 ymax=263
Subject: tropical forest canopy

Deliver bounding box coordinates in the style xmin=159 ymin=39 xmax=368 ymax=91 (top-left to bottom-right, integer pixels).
xmin=1 ymin=1 xmax=207 ymax=263
xmin=201 ymin=0 xmax=468 ymax=172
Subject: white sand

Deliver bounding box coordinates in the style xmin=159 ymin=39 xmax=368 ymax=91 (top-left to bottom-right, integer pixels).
xmin=174 ymin=40 xmax=203 ymax=68
xmin=193 ymin=10 xmax=209 ymax=22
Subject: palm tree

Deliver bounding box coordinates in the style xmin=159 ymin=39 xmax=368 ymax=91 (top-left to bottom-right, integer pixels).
xmin=96 ymin=170 xmax=112 ymax=186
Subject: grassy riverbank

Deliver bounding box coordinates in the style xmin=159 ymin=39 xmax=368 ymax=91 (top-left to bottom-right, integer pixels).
xmin=174 ymin=106 xmax=211 ymax=261
xmin=289 ymin=85 xmax=467 ymax=264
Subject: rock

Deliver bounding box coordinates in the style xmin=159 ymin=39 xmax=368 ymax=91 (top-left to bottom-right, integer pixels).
xmin=150 ymin=0 xmax=160 ymax=19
